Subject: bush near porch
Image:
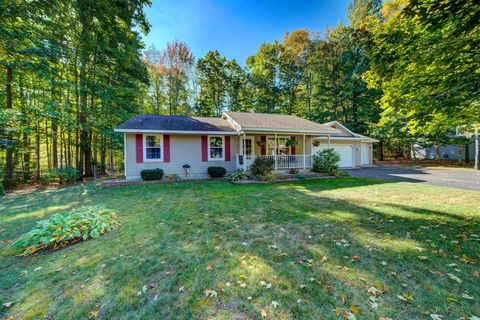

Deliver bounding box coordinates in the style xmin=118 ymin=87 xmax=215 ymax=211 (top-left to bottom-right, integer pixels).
xmin=313 ymin=148 xmax=341 ymax=174
xmin=0 ymin=179 xmax=479 ymax=319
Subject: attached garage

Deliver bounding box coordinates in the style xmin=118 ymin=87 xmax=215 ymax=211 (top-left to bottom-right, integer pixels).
xmin=361 ymin=143 xmax=372 ymax=165
xmin=313 ymin=144 xmax=355 ymax=168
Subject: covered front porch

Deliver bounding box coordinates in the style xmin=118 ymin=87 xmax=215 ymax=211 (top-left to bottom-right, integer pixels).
xmin=235 ymin=133 xmax=331 ymax=171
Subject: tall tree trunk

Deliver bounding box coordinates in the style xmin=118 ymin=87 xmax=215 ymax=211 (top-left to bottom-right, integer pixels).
xmin=51 ymin=122 xmax=58 ymax=168
xmin=475 ymin=132 xmax=480 ymax=171
xmin=435 ymin=142 xmax=441 ymax=161
xmin=36 ymin=120 xmax=41 ymax=180
xmin=100 ymin=134 xmax=106 ymax=175
xmin=4 ymin=66 xmax=14 ymax=183
xmin=23 ymin=132 xmax=30 ymax=182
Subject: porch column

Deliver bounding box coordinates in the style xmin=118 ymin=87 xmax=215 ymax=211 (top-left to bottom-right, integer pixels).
xmin=274 ymin=133 xmax=277 ymax=170
xmin=243 ymin=132 xmax=247 ymax=171
xmin=303 ymin=134 xmax=306 ymax=170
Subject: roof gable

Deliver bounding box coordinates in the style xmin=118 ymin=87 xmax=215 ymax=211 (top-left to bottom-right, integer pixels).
xmin=224 ymin=112 xmax=338 ymax=134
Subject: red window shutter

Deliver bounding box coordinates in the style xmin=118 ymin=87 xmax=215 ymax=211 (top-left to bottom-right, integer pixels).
xmin=260 ymin=136 xmax=266 ymax=155
xmin=163 ymin=135 xmax=170 ymax=163
xmin=201 ymin=136 xmax=208 ymax=162
xmin=291 ymin=136 xmax=296 ymax=155
xmin=225 ymin=136 xmax=231 ymax=161
xmin=135 ymin=134 xmax=143 ymax=163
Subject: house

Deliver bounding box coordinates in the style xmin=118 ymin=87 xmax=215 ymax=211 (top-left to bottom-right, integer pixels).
xmin=114 ymin=112 xmax=378 ymax=180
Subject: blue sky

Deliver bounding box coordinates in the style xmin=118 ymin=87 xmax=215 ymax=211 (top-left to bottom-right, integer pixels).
xmin=143 ymin=0 xmax=350 ymax=64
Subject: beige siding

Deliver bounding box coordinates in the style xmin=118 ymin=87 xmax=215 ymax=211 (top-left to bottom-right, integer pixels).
xmin=125 ymin=134 xmax=238 ymax=179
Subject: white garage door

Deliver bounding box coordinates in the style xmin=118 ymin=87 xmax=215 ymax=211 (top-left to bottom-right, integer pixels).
xmin=361 ymin=143 xmax=371 ymax=165
xmin=313 ymin=144 xmax=355 ymax=168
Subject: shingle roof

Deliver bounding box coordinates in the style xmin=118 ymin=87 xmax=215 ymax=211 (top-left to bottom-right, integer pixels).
xmin=225 ymin=112 xmax=338 ymax=133
xmin=115 ymin=115 xmax=236 ymax=133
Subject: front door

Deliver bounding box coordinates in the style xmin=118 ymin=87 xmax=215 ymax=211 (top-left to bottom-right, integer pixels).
xmin=242 ymin=137 xmax=254 ymax=159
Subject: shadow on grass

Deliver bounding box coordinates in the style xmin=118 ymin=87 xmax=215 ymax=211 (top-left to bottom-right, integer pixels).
xmin=1 ymin=178 xmax=479 ymax=319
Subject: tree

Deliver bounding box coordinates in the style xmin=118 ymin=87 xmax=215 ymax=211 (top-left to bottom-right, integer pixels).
xmin=195 ymin=51 xmax=227 ymax=117
xmin=246 ymin=43 xmax=281 ymax=114
xmin=365 ymin=0 xmax=480 ymax=164
xmin=162 ymin=40 xmax=194 ymax=115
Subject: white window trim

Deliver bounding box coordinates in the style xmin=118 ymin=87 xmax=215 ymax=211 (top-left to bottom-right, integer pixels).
xmin=208 ymin=135 xmax=225 ymax=161
xmin=266 ymin=135 xmax=292 ymax=155
xmin=143 ymin=134 xmax=163 ymax=162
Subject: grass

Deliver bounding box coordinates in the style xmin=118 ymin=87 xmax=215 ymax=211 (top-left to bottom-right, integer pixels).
xmin=0 ymin=178 xmax=479 ymax=319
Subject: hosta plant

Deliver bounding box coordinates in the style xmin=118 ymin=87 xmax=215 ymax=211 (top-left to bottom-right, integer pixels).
xmin=10 ymin=206 xmax=120 ymax=256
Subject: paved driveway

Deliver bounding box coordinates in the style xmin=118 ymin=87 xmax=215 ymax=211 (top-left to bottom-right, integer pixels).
xmin=347 ymin=166 xmax=480 ymax=191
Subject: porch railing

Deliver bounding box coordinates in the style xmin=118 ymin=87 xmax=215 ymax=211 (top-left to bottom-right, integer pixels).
xmin=236 ymin=154 xmax=313 ymax=170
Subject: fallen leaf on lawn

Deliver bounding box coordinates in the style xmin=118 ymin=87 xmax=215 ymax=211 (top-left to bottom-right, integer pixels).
xmin=350 ymin=305 xmax=360 ymax=315
xmin=225 ymin=282 xmax=232 ymax=287
xmin=206 ymin=262 xmax=215 ymax=271
xmin=271 ymin=301 xmax=280 ymax=308
xmin=418 ymin=256 xmax=428 ymax=260
xmin=379 ymin=318 xmax=392 ymax=320
xmin=34 ymin=266 xmax=42 ymax=272
xmin=380 ymin=261 xmax=387 ymax=266
xmin=3 ymin=302 xmax=13 ymax=308
xmin=341 ymin=293 xmax=347 ymax=305
xmin=260 ymin=309 xmax=267 ymax=318
xmin=346 ymin=311 xmax=357 ymax=320
xmin=367 ymin=286 xmax=382 ymax=296
xmin=447 ymin=273 xmax=462 ymax=283
xmin=88 ymin=310 xmax=99 ymax=319
xmin=367 ymin=296 xmax=378 ymax=309
xmin=142 ymin=285 xmax=147 ymax=293
xmin=447 ymin=296 xmax=459 ymax=304
xmin=469 ymin=316 xmax=480 ymax=320
xmin=239 ymin=282 xmax=246 ymax=288
xmin=320 ymin=255 xmax=328 ymax=262
xmin=204 ymin=289 xmax=217 ymax=298
xmin=461 ymin=293 xmax=474 ymax=300
xmin=397 ymin=294 xmax=413 ymax=302
xmin=178 ymin=286 xmax=185 ymax=292
xmin=350 ymin=256 xmax=360 ymax=262
xmin=430 ymin=314 xmax=443 ymax=320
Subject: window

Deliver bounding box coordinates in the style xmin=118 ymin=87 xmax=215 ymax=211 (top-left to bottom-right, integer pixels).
xmin=144 ymin=134 xmax=162 ymax=161
xmin=208 ymin=135 xmax=224 ymax=160
xmin=267 ymin=136 xmax=290 ymax=155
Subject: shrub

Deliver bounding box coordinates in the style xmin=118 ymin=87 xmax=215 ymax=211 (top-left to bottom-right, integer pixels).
xmin=9 ymin=206 xmax=120 ymax=256
xmin=140 ymin=168 xmax=164 ymax=180
xmin=257 ymin=172 xmax=275 ymax=181
xmin=228 ymin=169 xmax=248 ymax=181
xmin=289 ymin=168 xmax=299 ymax=174
xmin=48 ymin=166 xmax=79 ymax=184
xmin=312 ymin=148 xmax=340 ymax=174
xmin=207 ymin=166 xmax=226 ymax=178
xmin=250 ymin=157 xmax=274 ymax=178
xmin=295 ymin=173 xmax=307 ymax=180
xmin=0 ymin=182 xmax=4 ymax=197
xmin=2 ymin=177 xmax=14 ymax=189
xmin=40 ymin=175 xmax=52 ymax=186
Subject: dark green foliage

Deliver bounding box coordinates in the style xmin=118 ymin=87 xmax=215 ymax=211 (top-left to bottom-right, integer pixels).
xmin=48 ymin=167 xmax=79 ymax=184
xmin=228 ymin=170 xmax=248 ymax=181
xmin=250 ymin=157 xmax=274 ymax=179
xmin=0 ymin=182 xmax=4 ymax=197
xmin=9 ymin=206 xmax=119 ymax=256
xmin=207 ymin=166 xmax=226 ymax=178
xmin=140 ymin=169 xmax=164 ymax=181
xmin=312 ymin=148 xmax=341 ymax=174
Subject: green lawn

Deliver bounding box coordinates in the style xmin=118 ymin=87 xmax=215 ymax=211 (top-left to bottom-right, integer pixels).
xmin=1 ymin=178 xmax=479 ymax=319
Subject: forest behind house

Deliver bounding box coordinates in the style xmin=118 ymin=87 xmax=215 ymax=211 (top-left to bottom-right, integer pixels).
xmin=1 ymin=0 xmax=479 ymax=186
